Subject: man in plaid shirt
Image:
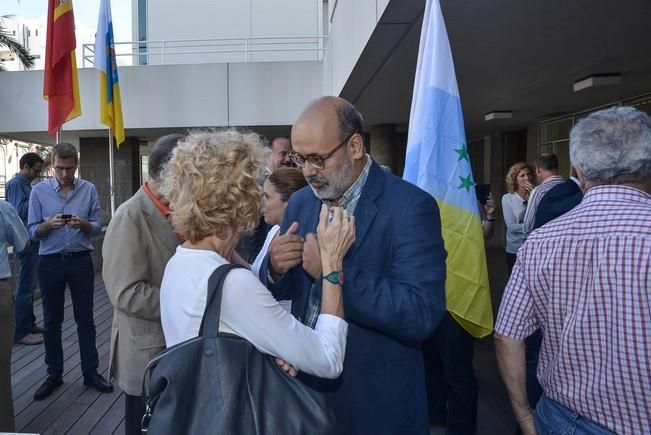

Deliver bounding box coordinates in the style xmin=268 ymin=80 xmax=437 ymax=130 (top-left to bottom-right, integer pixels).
xmin=495 ymin=106 xmax=651 ymax=435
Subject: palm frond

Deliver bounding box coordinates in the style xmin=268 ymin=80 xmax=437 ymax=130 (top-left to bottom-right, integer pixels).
xmin=0 ymin=22 xmax=35 ymax=70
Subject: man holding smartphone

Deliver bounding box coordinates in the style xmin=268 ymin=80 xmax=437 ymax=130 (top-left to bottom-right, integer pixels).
xmin=28 ymin=143 xmax=113 ymax=401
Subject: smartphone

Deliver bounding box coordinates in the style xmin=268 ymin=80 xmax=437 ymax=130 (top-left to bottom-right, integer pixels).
xmin=475 ymin=184 xmax=491 ymax=205
xmin=61 ymin=214 xmax=73 ymax=220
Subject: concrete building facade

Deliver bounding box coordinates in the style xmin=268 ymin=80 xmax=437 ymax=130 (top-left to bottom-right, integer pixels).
xmin=1 ymin=0 xmax=651 ymax=248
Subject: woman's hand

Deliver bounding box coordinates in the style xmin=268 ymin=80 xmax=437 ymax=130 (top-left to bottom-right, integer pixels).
xmin=275 ymin=358 xmax=298 ymax=377
xmin=316 ymin=205 xmax=355 ymax=274
xmin=523 ymin=180 xmax=534 ymax=193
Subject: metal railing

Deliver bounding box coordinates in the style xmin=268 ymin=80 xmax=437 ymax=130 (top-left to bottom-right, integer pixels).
xmin=82 ymin=35 xmax=327 ymax=67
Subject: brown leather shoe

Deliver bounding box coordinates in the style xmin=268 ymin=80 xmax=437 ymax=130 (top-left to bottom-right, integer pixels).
xmin=15 ymin=333 xmax=43 ymax=345
xmin=31 ymin=325 xmax=45 ymax=334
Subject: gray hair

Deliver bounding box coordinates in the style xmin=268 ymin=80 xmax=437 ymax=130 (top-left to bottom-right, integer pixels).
xmin=335 ymin=100 xmax=364 ymax=141
xmin=569 ymin=106 xmax=651 ymax=184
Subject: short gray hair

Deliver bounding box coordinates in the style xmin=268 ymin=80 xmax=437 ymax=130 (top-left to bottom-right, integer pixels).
xmin=335 ymin=99 xmax=364 ymax=141
xmin=570 ymin=106 xmax=651 ymax=184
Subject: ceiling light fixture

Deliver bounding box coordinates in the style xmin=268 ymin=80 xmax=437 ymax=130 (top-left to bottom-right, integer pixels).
xmin=484 ymin=111 xmax=512 ymax=121
xmin=573 ymin=74 xmax=621 ymax=92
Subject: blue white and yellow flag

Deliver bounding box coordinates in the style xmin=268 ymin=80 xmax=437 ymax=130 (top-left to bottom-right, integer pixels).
xmin=95 ymin=0 xmax=125 ymax=146
xmin=403 ymin=0 xmax=492 ymax=338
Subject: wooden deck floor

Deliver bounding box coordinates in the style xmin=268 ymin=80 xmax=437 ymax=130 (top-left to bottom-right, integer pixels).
xmin=11 ymin=248 xmax=517 ymax=434
xmin=11 ymin=276 xmax=125 ymax=435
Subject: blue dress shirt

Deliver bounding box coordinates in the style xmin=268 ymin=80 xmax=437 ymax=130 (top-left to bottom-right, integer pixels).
xmin=6 ymin=173 xmax=32 ymax=226
xmin=28 ymin=177 xmax=102 ymax=255
xmin=0 ymin=201 xmax=28 ymax=279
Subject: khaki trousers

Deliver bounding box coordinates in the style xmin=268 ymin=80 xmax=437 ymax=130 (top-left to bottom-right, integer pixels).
xmin=0 ymin=279 xmax=15 ymax=432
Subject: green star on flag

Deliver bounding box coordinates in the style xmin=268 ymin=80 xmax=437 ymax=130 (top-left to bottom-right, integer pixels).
xmin=454 ymin=143 xmax=469 ymax=161
xmin=458 ymin=175 xmax=474 ymax=192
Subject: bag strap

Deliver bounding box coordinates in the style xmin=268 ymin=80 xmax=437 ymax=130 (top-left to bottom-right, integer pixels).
xmin=199 ymin=263 xmax=246 ymax=338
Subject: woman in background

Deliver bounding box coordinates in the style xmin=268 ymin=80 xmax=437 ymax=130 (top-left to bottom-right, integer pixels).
xmin=501 ymin=162 xmax=534 ymax=274
xmin=251 ymin=168 xmax=307 ymax=278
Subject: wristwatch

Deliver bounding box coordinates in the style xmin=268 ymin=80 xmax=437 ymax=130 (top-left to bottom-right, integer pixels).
xmin=323 ymin=270 xmax=345 ymax=286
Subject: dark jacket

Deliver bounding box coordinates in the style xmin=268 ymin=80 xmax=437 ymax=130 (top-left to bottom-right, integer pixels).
xmin=533 ymin=179 xmax=583 ymax=230
xmin=260 ymin=161 xmax=447 ymax=435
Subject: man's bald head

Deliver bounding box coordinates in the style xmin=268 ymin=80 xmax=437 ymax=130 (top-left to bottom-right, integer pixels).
xmin=295 ymin=96 xmax=364 ymax=144
xmin=291 ymin=96 xmax=366 ymax=200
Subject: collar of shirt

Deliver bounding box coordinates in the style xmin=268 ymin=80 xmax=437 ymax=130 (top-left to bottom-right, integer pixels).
xmin=324 ymin=154 xmax=372 ymax=214
xmin=539 ymin=174 xmax=564 ymax=187
xmin=15 ymin=173 xmax=31 ymax=185
xmin=49 ymin=176 xmax=76 ymax=192
xmin=143 ymin=182 xmax=171 ymax=218
xmin=582 ymin=184 xmax=651 ymax=204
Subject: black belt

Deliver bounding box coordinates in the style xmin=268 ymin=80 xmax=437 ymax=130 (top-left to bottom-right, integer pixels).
xmin=43 ymin=251 xmax=91 ymax=259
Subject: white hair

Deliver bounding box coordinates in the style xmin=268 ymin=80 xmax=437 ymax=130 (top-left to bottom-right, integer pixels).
xmin=570 ymin=106 xmax=651 ymax=184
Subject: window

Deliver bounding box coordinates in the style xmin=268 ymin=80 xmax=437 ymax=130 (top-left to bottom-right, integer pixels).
xmin=138 ymin=0 xmax=148 ymax=65
xmin=140 ymin=155 xmax=149 ymax=183
xmin=538 ymin=117 xmax=573 ymax=177
xmin=624 ymin=94 xmax=651 ymax=116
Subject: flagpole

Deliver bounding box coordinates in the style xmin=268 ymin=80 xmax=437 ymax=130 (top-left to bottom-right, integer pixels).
xmin=55 ymin=129 xmax=61 ymax=144
xmin=108 ymin=128 xmax=116 ymax=215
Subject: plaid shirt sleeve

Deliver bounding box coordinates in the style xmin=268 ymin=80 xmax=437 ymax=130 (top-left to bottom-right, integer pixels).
xmin=495 ymin=251 xmax=539 ymax=339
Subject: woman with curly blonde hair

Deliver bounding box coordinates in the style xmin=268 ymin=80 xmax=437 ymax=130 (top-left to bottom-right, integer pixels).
xmin=159 ymin=129 xmax=355 ymax=379
xmin=501 ymin=161 xmax=534 ymax=274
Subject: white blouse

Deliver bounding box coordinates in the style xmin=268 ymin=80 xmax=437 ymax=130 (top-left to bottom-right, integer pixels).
xmin=160 ymin=246 xmax=347 ymax=379
xmin=250 ymin=225 xmax=292 ymax=312
xmin=502 ymin=192 xmax=528 ymax=254
xmin=250 ymin=225 xmax=279 ymax=278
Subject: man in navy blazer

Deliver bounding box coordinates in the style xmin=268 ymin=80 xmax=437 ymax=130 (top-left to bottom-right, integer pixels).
xmin=260 ymin=96 xmax=447 ymax=434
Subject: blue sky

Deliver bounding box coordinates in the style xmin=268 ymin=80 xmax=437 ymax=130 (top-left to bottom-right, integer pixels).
xmin=1 ymin=0 xmax=132 ymax=41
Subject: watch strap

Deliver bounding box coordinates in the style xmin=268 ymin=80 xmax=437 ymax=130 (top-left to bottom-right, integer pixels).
xmin=323 ymin=270 xmax=344 ymax=285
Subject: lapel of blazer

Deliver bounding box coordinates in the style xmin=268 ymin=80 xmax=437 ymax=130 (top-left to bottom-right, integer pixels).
xmin=306 ymin=194 xmax=322 ymax=234
xmin=138 ymin=187 xmax=178 ymax=255
xmin=347 ymin=161 xmax=383 ymax=259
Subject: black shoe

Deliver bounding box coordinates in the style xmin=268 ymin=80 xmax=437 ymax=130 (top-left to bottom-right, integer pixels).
xmin=83 ymin=373 xmax=113 ymax=393
xmin=33 ymin=376 xmax=63 ymax=401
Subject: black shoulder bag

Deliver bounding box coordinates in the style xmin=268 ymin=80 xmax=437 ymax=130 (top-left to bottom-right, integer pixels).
xmin=141 ymin=264 xmax=336 ymax=434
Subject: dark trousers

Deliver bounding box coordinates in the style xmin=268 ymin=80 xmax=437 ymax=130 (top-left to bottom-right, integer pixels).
xmin=525 ymin=330 xmax=543 ymax=407
xmin=124 ymin=393 xmax=145 ymax=435
xmin=424 ymin=312 xmax=478 ymax=435
xmin=39 ymin=252 xmax=98 ymax=379
xmin=14 ymin=241 xmax=39 ymax=339
xmin=0 ymin=280 xmax=16 ymax=432
xmin=506 ymin=252 xmax=517 ymax=276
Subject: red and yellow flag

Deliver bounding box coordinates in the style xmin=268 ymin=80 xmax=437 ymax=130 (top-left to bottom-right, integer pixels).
xmin=43 ymin=0 xmax=81 ymax=136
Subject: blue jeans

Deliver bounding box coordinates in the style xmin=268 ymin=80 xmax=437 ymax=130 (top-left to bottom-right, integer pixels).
xmin=424 ymin=312 xmax=478 ymax=435
xmin=14 ymin=241 xmax=39 ymax=340
xmin=535 ymin=394 xmax=615 ymax=435
xmin=39 ymin=252 xmax=98 ymax=379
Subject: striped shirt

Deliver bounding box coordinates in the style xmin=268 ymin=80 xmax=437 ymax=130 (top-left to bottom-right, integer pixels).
xmin=522 ymin=175 xmax=564 ymax=236
xmin=495 ymin=185 xmax=651 ymax=435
